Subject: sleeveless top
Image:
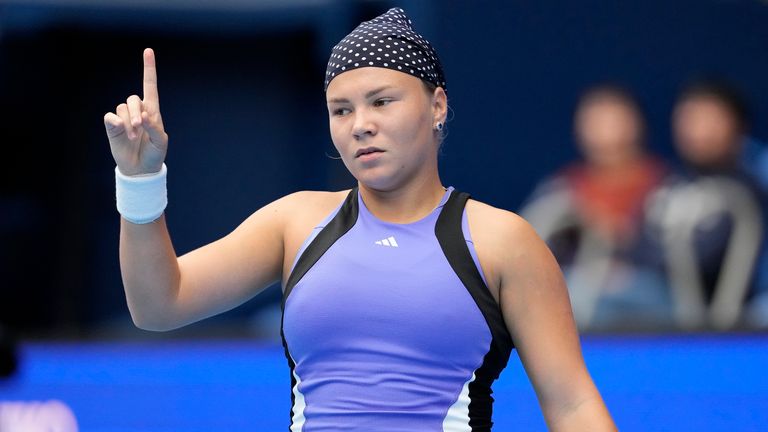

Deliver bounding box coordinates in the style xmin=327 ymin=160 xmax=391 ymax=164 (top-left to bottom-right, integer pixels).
xmin=280 ymin=187 xmax=513 ymax=431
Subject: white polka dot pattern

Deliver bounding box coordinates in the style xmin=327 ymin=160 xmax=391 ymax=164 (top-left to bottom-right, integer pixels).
xmin=324 ymin=7 xmax=447 ymax=91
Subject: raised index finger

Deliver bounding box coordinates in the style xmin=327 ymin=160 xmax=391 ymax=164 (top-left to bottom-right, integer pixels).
xmin=143 ymin=48 xmax=160 ymax=109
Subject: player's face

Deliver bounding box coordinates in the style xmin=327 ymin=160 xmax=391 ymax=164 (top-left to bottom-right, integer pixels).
xmin=326 ymin=67 xmax=445 ymax=191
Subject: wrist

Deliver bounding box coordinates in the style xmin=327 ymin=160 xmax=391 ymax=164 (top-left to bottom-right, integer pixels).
xmin=115 ymin=163 xmax=168 ymax=224
xmin=116 ymin=164 xmax=163 ymax=177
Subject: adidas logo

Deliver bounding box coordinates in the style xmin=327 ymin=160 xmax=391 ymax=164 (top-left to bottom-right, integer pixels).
xmin=374 ymin=236 xmax=399 ymax=247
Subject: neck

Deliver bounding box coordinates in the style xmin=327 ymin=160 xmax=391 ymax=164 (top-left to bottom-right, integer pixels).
xmin=358 ymin=174 xmax=445 ymax=224
xmin=589 ymin=154 xmax=647 ymax=176
xmin=691 ymin=158 xmax=739 ymax=174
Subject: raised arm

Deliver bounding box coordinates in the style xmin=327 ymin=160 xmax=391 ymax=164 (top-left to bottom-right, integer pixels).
xmin=103 ymin=49 xmax=285 ymax=331
xmin=469 ymin=203 xmax=616 ymax=431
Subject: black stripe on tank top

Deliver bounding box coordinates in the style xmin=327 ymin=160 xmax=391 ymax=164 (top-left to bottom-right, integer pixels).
xmin=280 ymin=187 xmax=359 ymax=431
xmin=435 ymin=189 xmax=514 ymax=432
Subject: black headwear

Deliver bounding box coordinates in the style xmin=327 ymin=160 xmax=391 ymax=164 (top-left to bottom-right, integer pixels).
xmin=324 ymin=8 xmax=446 ymax=92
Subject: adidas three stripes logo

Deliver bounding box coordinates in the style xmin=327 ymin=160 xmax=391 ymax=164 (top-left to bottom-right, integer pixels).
xmin=374 ymin=236 xmax=399 ymax=247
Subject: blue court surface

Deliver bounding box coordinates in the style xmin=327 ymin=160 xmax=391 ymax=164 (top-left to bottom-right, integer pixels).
xmin=1 ymin=334 xmax=766 ymax=431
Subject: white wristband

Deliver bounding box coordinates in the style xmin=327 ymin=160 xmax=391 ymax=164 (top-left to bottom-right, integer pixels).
xmin=115 ymin=164 xmax=168 ymax=224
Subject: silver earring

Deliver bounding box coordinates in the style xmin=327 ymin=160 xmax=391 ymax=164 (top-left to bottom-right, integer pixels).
xmin=435 ymin=122 xmax=444 ymax=131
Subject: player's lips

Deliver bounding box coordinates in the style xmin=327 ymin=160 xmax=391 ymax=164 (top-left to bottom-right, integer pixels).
xmin=355 ymin=147 xmax=385 ymax=158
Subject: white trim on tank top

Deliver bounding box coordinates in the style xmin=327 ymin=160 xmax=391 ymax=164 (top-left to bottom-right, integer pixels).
xmin=289 ymin=354 xmax=307 ymax=432
xmin=441 ymin=372 xmax=476 ymax=432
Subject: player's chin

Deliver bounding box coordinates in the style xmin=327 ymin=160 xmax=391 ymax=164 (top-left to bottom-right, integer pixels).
xmin=352 ymin=167 xmax=401 ymax=192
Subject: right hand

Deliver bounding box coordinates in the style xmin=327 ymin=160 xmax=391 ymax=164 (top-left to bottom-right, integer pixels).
xmin=104 ymin=48 xmax=168 ymax=176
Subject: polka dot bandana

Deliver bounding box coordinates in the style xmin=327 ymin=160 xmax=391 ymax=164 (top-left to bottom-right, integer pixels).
xmin=324 ymin=7 xmax=446 ymax=91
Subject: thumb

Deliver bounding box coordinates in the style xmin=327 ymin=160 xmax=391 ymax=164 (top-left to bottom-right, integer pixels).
xmin=141 ymin=110 xmax=167 ymax=145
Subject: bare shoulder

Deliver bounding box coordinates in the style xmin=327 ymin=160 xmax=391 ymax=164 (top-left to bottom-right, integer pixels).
xmin=218 ymin=188 xmax=352 ymax=286
xmin=260 ymin=189 xmax=349 ymax=213
xmin=226 ymin=189 xmax=351 ymax=255
xmin=465 ymin=198 xmax=541 ymax=251
xmin=240 ymin=189 xmax=351 ymax=228
xmin=464 ymin=199 xmax=549 ymax=300
xmin=276 ymin=189 xmax=351 ymax=279
xmin=278 ymin=189 xmax=351 ymax=209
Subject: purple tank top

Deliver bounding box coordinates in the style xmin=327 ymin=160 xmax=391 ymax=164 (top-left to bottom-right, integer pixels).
xmin=281 ymin=187 xmax=512 ymax=431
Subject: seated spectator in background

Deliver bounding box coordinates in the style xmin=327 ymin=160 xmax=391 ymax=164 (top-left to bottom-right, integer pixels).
xmin=742 ymin=136 xmax=768 ymax=191
xmin=741 ymin=136 xmax=768 ymax=328
xmin=521 ymin=84 xmax=671 ymax=330
xmin=0 ymin=324 xmax=79 ymax=432
xmin=645 ymin=79 xmax=766 ymax=329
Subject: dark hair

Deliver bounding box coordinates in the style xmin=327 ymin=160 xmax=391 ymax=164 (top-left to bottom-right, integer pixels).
xmin=421 ymin=79 xmax=438 ymax=95
xmin=421 ymin=80 xmax=448 ymax=145
xmin=676 ymin=78 xmax=750 ymax=131
xmin=577 ymin=83 xmax=642 ymax=114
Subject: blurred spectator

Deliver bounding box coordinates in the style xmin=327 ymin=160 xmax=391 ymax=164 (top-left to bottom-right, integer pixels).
xmin=645 ymin=79 xmax=766 ymax=329
xmin=521 ymin=84 xmax=672 ymax=330
xmin=742 ymin=135 xmax=768 ymax=327
xmin=0 ymin=324 xmax=79 ymax=432
xmin=742 ymin=136 xmax=768 ymax=191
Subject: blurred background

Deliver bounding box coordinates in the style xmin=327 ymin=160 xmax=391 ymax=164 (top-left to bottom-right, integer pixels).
xmin=1 ymin=0 xmax=767 ymax=430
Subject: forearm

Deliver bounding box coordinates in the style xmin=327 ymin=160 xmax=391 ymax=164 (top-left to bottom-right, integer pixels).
xmin=545 ymin=394 xmax=617 ymax=432
xmin=119 ymin=214 xmax=181 ymax=331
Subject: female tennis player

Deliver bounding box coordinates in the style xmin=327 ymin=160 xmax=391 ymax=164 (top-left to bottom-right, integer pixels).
xmin=104 ymin=8 xmax=615 ymax=431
